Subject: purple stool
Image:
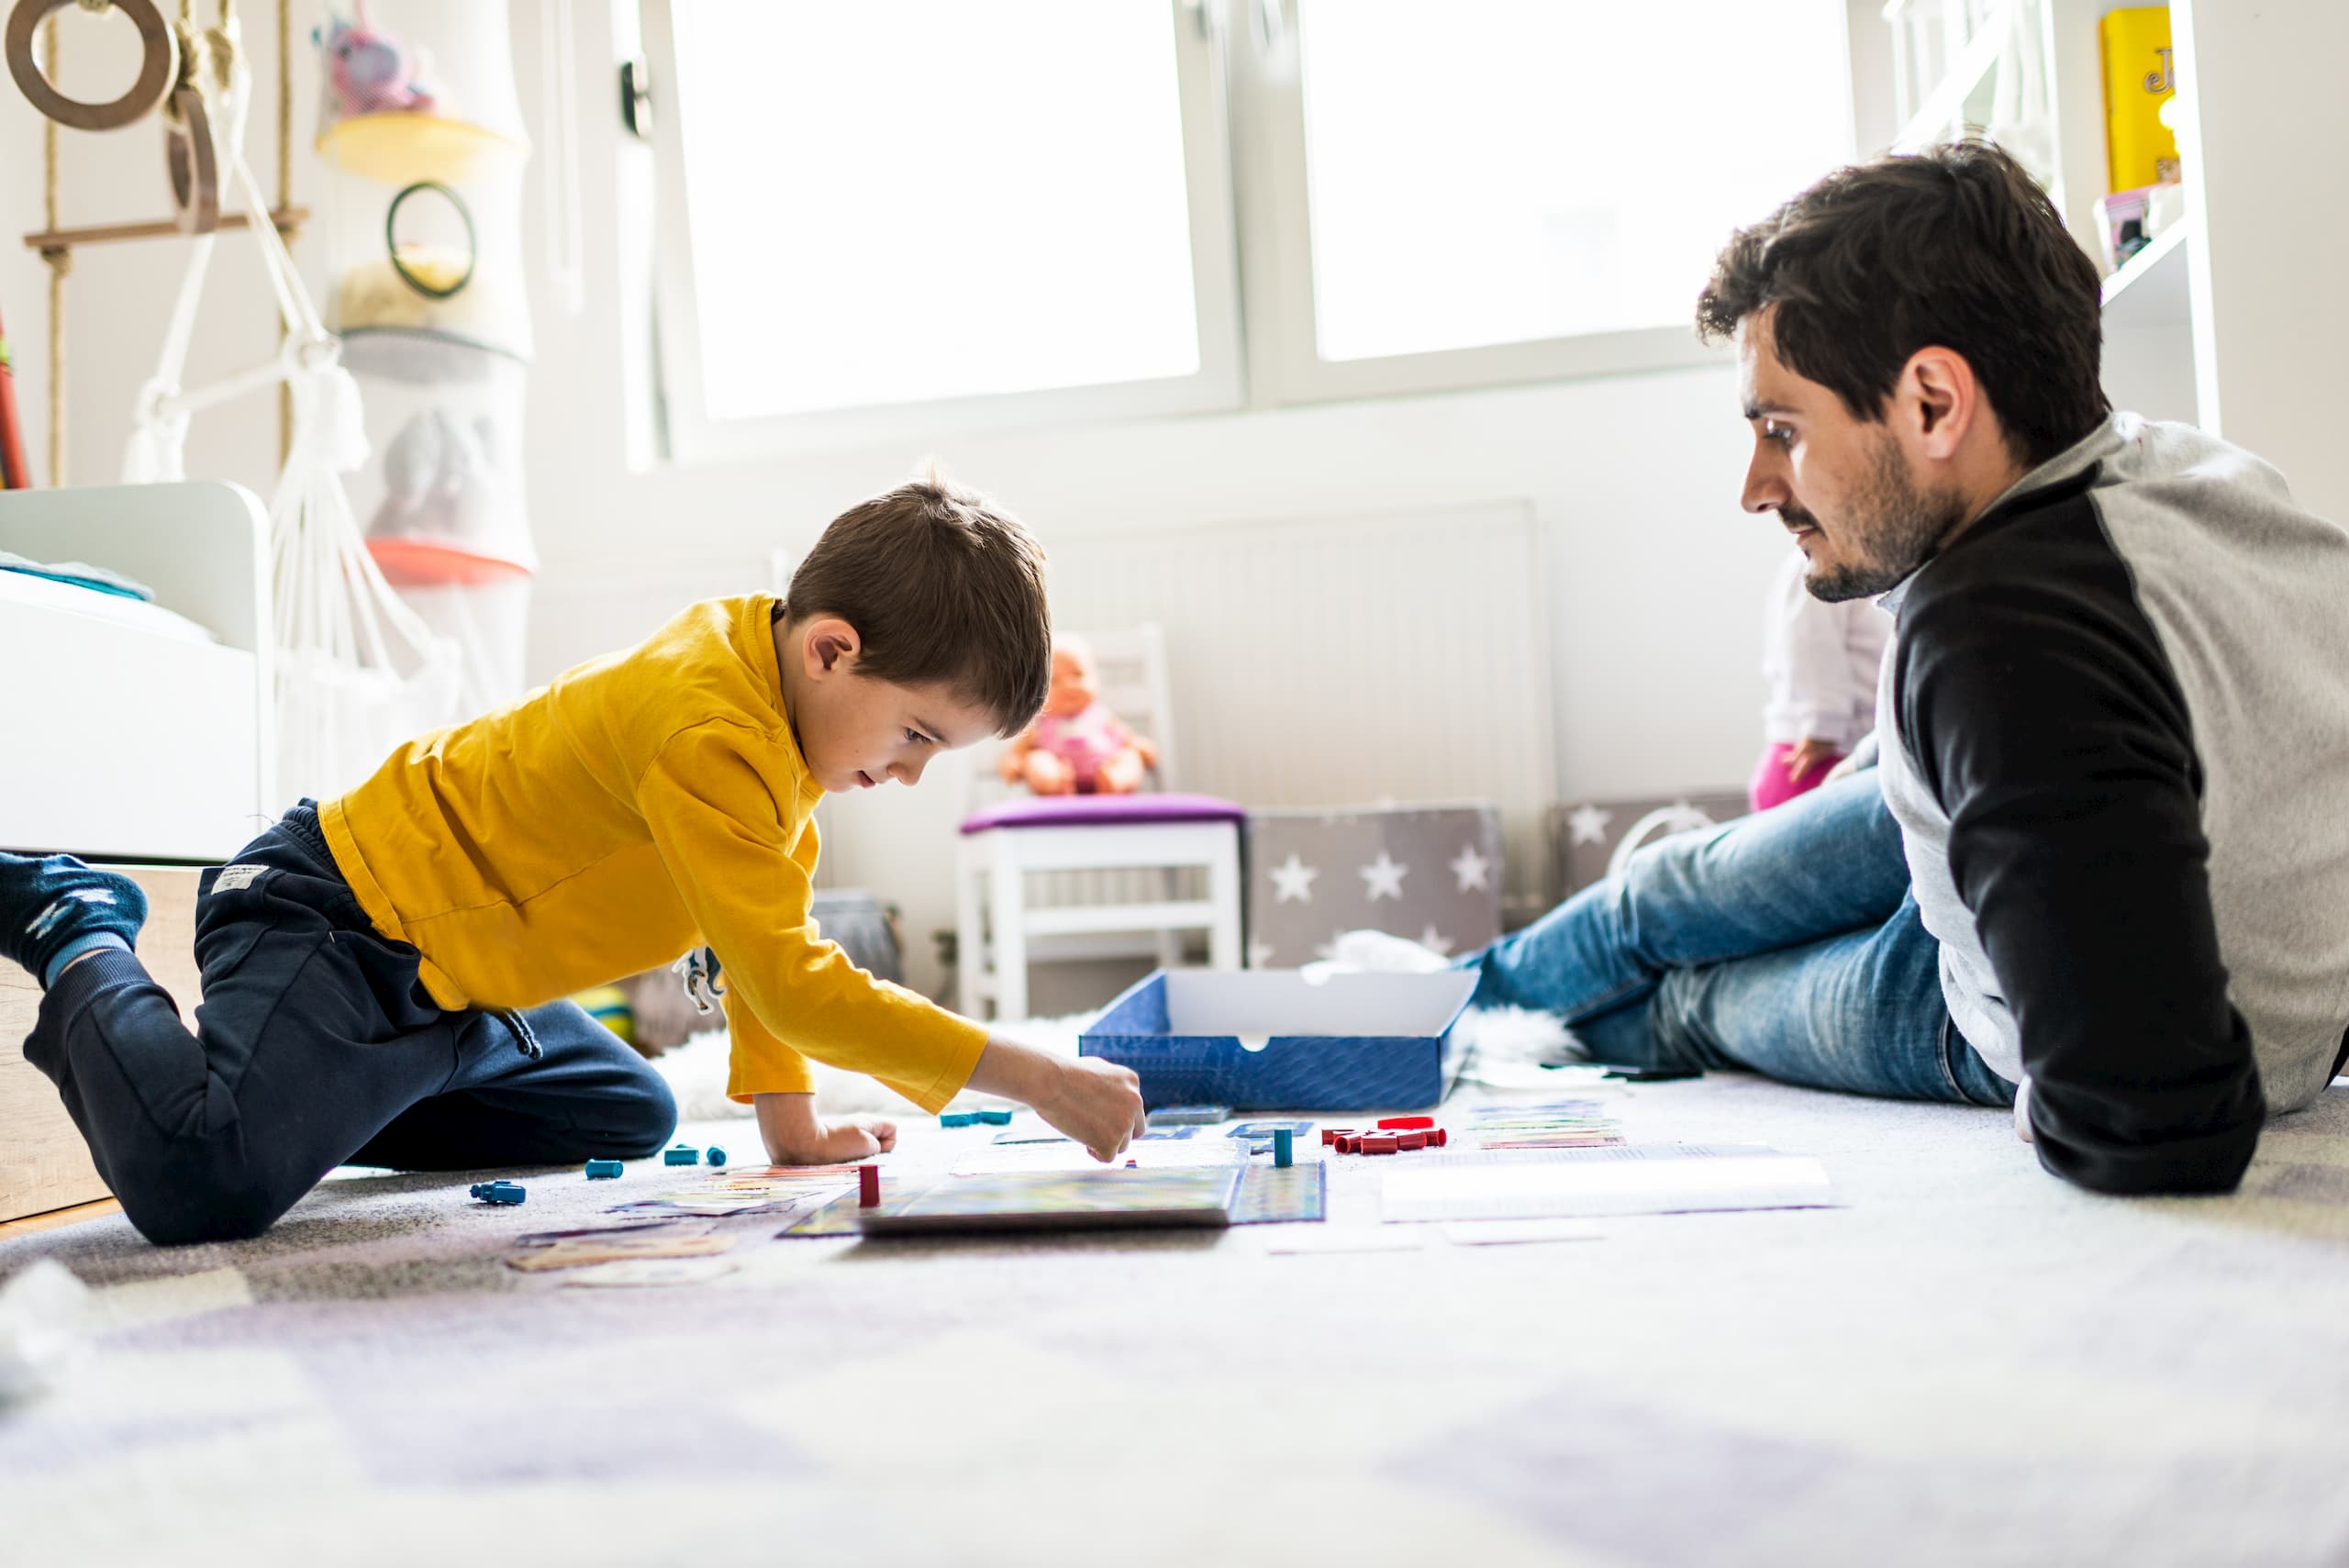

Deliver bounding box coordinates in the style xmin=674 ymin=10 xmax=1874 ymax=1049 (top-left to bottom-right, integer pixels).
xmin=956 ymin=792 xmax=1247 ymax=1020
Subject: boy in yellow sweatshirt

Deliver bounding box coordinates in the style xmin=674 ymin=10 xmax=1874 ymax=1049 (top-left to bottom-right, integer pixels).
xmin=1 ymin=472 xmax=1147 ymax=1245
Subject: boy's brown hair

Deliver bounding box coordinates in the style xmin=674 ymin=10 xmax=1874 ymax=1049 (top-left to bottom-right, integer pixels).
xmin=1696 ymin=139 xmax=2110 ymax=469
xmin=784 ymin=464 xmax=1053 ymax=736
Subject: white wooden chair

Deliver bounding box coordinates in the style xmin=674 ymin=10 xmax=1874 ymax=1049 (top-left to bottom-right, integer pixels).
xmin=955 ymin=624 xmax=1244 ymax=1021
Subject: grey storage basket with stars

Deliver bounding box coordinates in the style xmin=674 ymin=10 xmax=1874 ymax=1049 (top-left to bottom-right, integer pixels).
xmin=1245 ymin=803 xmax=1504 ymax=968
xmin=1545 ymin=791 xmax=1750 ymax=905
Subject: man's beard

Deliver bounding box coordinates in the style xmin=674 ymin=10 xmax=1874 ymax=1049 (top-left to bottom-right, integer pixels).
xmin=1799 ymin=434 xmax=1969 ymax=603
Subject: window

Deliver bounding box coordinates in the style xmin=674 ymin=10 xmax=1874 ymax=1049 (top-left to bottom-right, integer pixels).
xmin=643 ymin=0 xmax=1242 ymax=460
xmin=1247 ymin=0 xmax=1857 ymax=400
xmin=641 ymin=0 xmax=1857 ymax=456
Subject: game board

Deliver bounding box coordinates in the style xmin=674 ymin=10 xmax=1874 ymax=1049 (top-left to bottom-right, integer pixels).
xmin=854 ymin=1168 xmax=1243 ymax=1236
xmin=1229 ymin=1159 xmax=1326 ymax=1224
xmin=781 ymin=1159 xmax=1324 ymax=1236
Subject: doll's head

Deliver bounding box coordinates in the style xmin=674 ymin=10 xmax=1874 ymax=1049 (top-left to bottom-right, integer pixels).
xmin=1042 ymin=638 xmax=1101 ymax=718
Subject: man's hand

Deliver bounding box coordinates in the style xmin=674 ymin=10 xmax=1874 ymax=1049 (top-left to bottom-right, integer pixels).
xmin=2013 ymin=1075 xmax=2034 ymax=1144
xmin=964 ymin=1037 xmax=1147 ymax=1162
xmin=1786 ymin=736 xmax=1841 ymax=784
xmin=753 ymin=1091 xmax=898 ymax=1165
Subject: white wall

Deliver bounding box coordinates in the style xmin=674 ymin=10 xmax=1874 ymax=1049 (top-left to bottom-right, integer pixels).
xmin=2172 ymin=0 xmax=2349 ymax=527
xmin=0 ymin=4 xmax=1807 ymax=1010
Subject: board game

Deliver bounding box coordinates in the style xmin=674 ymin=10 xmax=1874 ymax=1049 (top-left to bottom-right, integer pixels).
xmin=853 ymin=1167 xmax=1243 ymax=1236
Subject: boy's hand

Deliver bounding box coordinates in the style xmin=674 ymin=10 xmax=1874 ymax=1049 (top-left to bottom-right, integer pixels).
xmin=753 ymin=1092 xmax=898 ymax=1166
xmin=964 ymin=1038 xmax=1147 ymax=1162
xmin=1030 ymin=1056 xmax=1151 ymax=1162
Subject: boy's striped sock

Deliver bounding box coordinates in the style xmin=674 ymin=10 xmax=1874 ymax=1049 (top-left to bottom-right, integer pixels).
xmin=0 ymin=852 xmax=147 ymax=987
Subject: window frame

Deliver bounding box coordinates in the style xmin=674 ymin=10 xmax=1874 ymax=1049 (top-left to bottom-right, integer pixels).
xmin=639 ymin=0 xmax=1248 ymax=463
xmin=639 ymin=0 xmax=1865 ymax=461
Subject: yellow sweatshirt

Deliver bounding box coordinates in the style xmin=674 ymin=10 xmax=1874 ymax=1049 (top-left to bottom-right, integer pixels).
xmin=317 ymin=595 xmax=987 ymax=1110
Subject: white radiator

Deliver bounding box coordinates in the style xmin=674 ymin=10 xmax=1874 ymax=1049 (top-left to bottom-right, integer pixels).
xmin=1041 ymin=499 xmax=1558 ymax=924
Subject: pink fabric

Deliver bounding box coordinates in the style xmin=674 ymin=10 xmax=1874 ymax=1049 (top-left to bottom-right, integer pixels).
xmin=1027 ymin=705 xmax=1130 ymax=790
xmin=1749 ymin=741 xmax=1843 ymax=814
xmin=960 ymin=792 xmax=1246 ymax=835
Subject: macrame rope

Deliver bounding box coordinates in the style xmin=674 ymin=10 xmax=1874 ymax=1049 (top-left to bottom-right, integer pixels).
xmin=41 ymin=12 xmax=63 ymax=485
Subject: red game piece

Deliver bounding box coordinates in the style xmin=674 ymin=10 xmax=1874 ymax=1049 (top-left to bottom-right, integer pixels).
xmin=1431 ymin=1128 xmax=1449 ymax=1147
xmin=1364 ymin=1134 xmax=1400 ymax=1154
xmin=857 ymin=1164 xmax=881 ymax=1207
xmin=1377 ymin=1116 xmax=1435 ymax=1130
xmin=1321 ymin=1128 xmax=1352 ymax=1147
xmin=1397 ymin=1130 xmax=1428 ymax=1151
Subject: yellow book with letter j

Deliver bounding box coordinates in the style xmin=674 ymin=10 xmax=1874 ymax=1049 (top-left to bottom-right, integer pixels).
xmin=2100 ymin=6 xmax=2179 ymax=193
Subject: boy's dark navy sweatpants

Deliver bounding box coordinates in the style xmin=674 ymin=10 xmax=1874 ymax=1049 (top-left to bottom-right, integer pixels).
xmin=21 ymin=803 xmax=676 ymax=1246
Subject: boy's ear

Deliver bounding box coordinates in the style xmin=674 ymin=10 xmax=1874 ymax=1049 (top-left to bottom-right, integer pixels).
xmin=800 ymin=616 xmax=862 ymax=679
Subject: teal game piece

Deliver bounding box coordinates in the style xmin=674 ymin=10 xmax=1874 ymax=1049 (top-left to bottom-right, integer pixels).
xmin=469 ymin=1181 xmax=526 ymax=1205
xmin=583 ymin=1159 xmax=623 ymax=1179
xmin=975 ymin=1108 xmax=1013 ymax=1126
xmin=1273 ymin=1129 xmax=1294 ymax=1167
xmin=662 ymin=1143 xmax=699 ymax=1166
xmin=705 ymin=1147 xmax=727 ymax=1167
xmin=940 ymin=1111 xmax=977 ymax=1129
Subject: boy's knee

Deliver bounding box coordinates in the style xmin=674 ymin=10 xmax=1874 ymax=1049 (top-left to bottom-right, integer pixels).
xmin=598 ymin=1069 xmax=677 ymax=1158
xmin=112 ymin=1142 xmax=303 ymax=1247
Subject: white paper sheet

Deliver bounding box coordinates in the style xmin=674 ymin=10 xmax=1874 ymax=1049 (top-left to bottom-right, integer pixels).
xmin=1381 ymin=1143 xmax=1839 ymax=1222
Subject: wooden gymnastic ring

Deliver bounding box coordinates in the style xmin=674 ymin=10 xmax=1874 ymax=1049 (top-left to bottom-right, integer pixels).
xmin=5 ymin=0 xmax=179 ymax=132
xmin=164 ymin=85 xmax=216 ymax=233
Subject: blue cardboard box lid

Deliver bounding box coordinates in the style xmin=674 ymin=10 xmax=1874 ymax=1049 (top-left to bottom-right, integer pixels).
xmin=1079 ymin=969 xmax=1478 ymax=1111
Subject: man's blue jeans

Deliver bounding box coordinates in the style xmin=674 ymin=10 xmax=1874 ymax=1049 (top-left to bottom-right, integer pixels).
xmin=1461 ymin=770 xmax=2014 ymax=1106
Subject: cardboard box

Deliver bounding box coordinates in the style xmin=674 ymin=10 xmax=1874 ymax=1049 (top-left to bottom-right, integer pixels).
xmin=1079 ymin=968 xmax=1477 ymax=1111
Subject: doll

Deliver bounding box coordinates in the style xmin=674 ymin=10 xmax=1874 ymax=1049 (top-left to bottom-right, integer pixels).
xmin=320 ymin=6 xmax=437 ymax=120
xmin=998 ymin=638 xmax=1157 ymax=795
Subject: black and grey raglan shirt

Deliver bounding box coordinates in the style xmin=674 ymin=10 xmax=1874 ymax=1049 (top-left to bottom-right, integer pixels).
xmin=1876 ymin=413 xmax=2349 ymax=1195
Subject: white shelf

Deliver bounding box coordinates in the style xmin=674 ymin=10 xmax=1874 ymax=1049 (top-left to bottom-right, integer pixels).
xmin=2100 ymin=219 xmax=2193 ymax=331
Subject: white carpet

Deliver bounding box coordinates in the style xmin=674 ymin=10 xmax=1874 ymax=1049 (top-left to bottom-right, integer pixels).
xmin=7 ymin=1051 xmax=2349 ymax=1566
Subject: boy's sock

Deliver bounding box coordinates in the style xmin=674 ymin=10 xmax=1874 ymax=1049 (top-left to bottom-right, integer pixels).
xmin=0 ymin=852 xmax=147 ymax=987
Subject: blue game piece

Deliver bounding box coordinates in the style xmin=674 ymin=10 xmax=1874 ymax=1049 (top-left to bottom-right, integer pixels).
xmin=975 ymin=1108 xmax=1013 ymax=1126
xmin=1274 ymin=1129 xmax=1294 ymax=1168
xmin=940 ymin=1111 xmax=977 ymax=1129
xmin=1147 ymin=1106 xmax=1230 ymax=1126
xmin=469 ymin=1181 xmax=526 ymax=1205
xmin=662 ymin=1143 xmax=699 ymax=1166
xmin=705 ymin=1146 xmax=727 ymax=1167
xmin=583 ymin=1159 xmax=623 ymax=1179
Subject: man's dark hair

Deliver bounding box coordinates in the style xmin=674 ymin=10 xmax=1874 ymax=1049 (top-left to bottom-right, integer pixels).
xmin=1697 ymin=139 xmax=2110 ymax=468
xmin=785 ymin=465 xmax=1052 ymax=737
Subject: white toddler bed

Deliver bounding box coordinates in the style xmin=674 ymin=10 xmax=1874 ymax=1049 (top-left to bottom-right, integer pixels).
xmin=0 ymin=482 xmax=274 ymax=861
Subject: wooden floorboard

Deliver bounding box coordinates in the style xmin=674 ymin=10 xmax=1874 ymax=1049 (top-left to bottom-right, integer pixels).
xmin=0 ymin=1195 xmax=121 ymax=1241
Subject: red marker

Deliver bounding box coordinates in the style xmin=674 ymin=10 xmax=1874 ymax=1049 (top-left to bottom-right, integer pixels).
xmin=1377 ymin=1116 xmax=1434 ymax=1130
